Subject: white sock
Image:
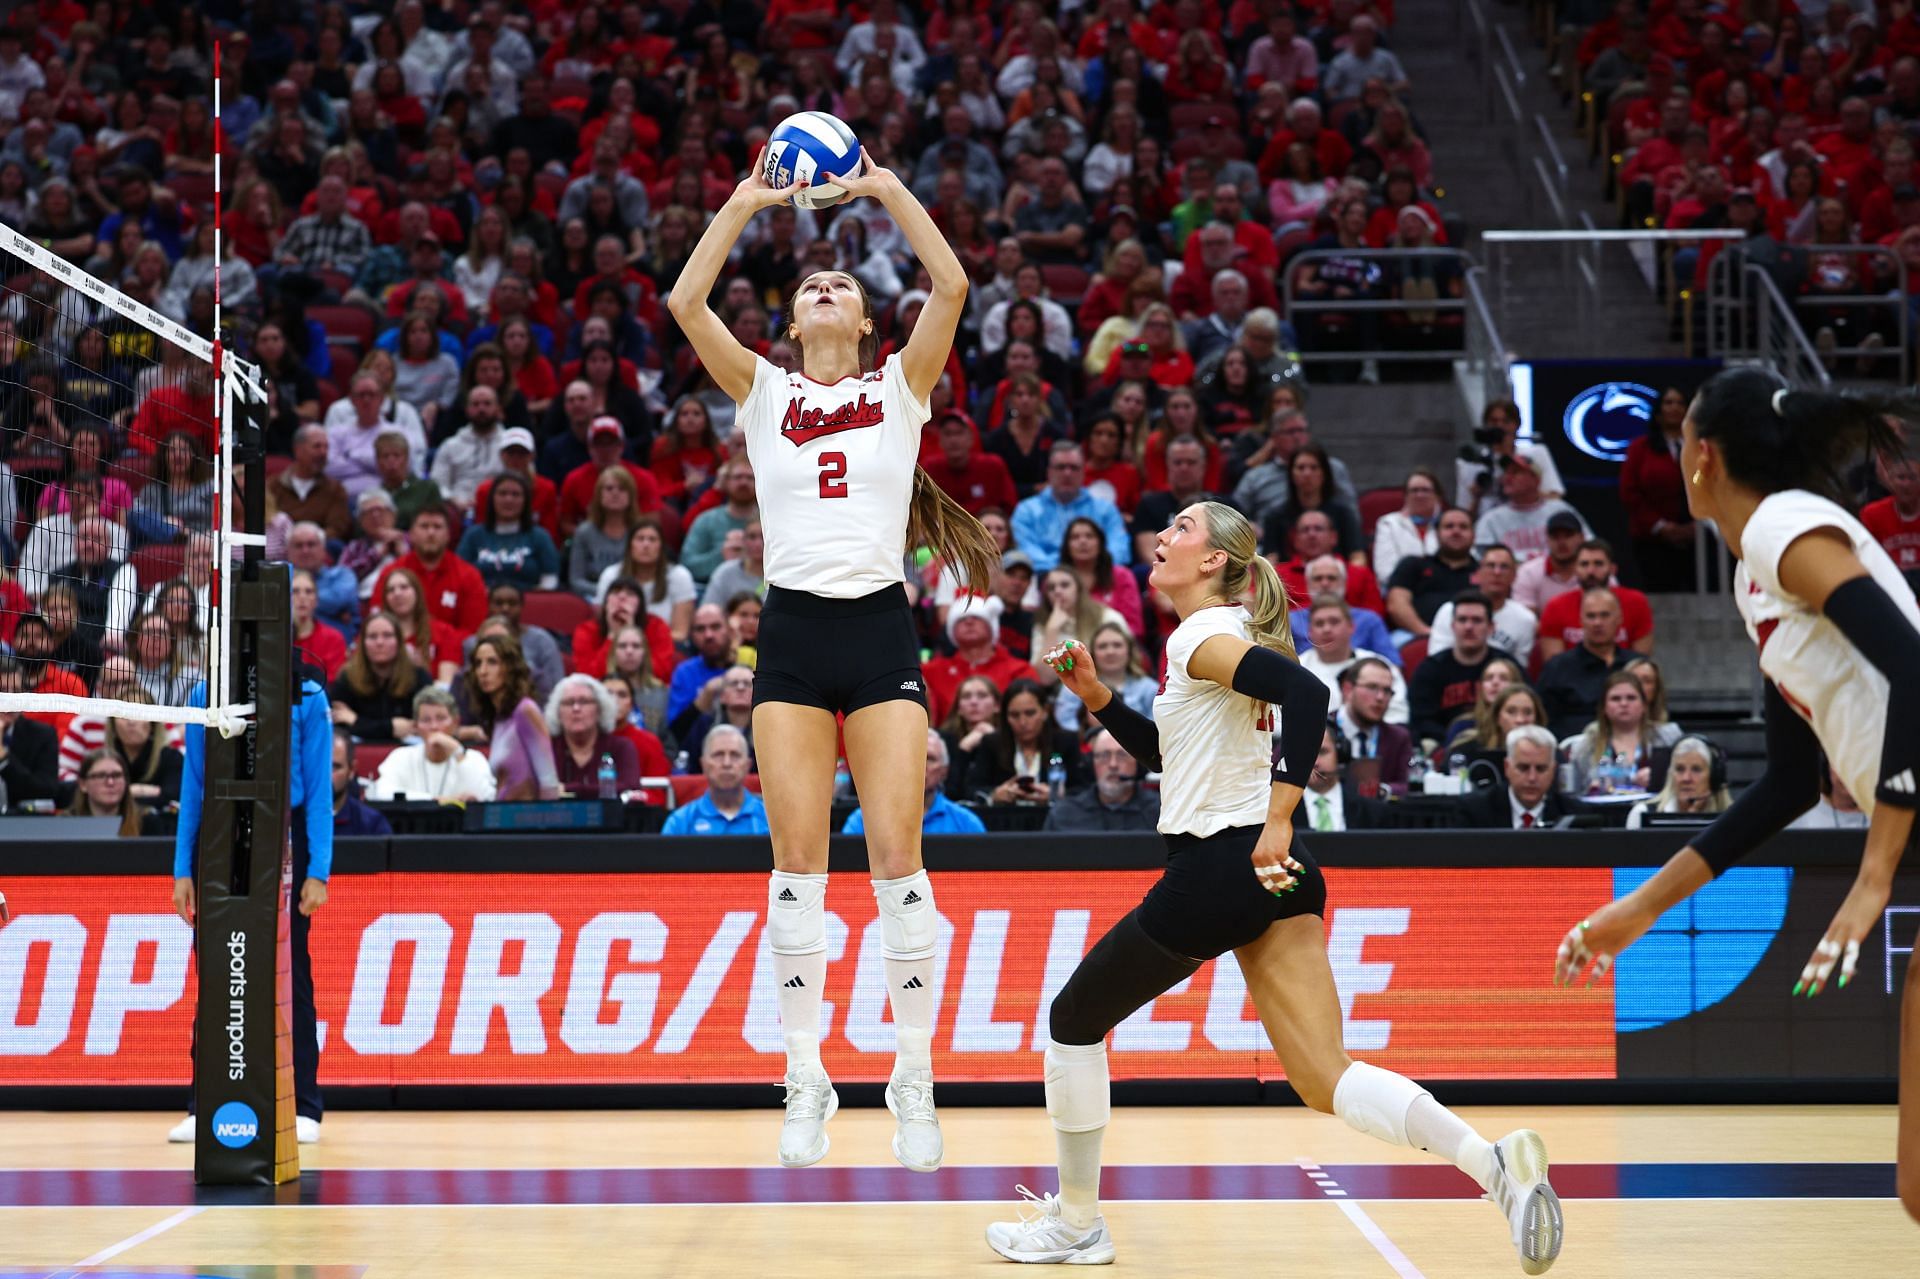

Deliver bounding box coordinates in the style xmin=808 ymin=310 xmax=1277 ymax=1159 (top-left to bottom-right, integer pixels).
xmin=1334 ymin=1060 xmax=1496 ymax=1192
xmin=874 ymin=871 xmax=938 ymax=1076
xmin=884 ymin=955 xmax=935 ymax=1073
xmin=1406 ymin=1095 xmax=1497 ymax=1192
xmin=1045 ymin=1040 xmax=1110 ymax=1231
xmin=775 ymin=948 xmax=826 ymax=1072
xmin=769 ymin=870 xmax=829 ymax=1075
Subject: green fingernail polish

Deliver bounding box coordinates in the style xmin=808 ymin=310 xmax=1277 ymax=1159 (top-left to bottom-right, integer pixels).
xmin=1793 ymin=981 xmax=1804 ymax=996
xmin=1839 ymin=975 xmax=1850 ymax=989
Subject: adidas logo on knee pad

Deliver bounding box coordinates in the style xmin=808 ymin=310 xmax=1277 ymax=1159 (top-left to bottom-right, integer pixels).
xmin=778 ymin=888 xmax=798 ymax=902
xmin=902 ymin=890 xmax=922 ymax=905
xmin=901 ymin=976 xmax=924 ymax=989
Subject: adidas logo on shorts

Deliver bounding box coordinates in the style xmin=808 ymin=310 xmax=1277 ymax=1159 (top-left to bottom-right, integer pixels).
xmin=1887 ymin=769 xmax=1916 ymax=796
xmin=900 ymin=680 xmax=921 ymax=691
xmin=778 ymin=888 xmax=798 ymax=902
xmin=901 ymin=890 xmax=922 ymax=905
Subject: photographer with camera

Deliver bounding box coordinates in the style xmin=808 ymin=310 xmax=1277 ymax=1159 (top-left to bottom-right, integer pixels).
xmin=1454 ymin=400 xmax=1564 ymax=519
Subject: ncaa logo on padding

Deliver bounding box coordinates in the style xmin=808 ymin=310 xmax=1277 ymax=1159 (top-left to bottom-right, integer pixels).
xmin=1562 ymin=381 xmax=1656 ymax=463
xmin=211 ymin=1100 xmax=260 ymax=1149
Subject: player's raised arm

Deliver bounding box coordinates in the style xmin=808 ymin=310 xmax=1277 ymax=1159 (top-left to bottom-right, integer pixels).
xmin=666 ymin=151 xmax=805 ymax=404
xmin=835 ymin=148 xmax=968 ymax=401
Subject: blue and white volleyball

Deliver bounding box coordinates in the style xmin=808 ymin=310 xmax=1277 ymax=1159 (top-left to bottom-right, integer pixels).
xmin=762 ymin=112 xmax=862 ymax=210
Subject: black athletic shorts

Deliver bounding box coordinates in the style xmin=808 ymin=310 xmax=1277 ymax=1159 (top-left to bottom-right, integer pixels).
xmin=1136 ymin=824 xmax=1327 ymax=961
xmin=752 ymin=583 xmax=930 ymax=716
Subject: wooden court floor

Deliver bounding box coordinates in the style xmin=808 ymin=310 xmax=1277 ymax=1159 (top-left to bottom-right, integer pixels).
xmin=0 ymin=1105 xmax=1911 ymax=1278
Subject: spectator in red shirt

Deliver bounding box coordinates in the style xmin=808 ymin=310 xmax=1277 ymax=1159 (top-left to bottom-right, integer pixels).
xmin=473 ymin=428 xmax=559 ymax=538
xmin=1169 ymin=222 xmax=1282 ymax=317
xmin=571 ymin=578 xmax=678 ymax=681
xmin=1816 ymin=96 xmax=1880 ymax=194
xmin=128 ymin=365 xmax=215 ymax=455
xmin=291 ymin=569 xmax=349 ymax=681
xmin=923 ymin=597 xmax=1041 ymax=724
xmin=1861 ymin=452 xmax=1920 ymax=581
xmin=1274 ymin=510 xmax=1385 ymax=614
xmin=571 ymin=235 xmax=663 ymax=332
xmin=1256 ymin=98 xmax=1353 ymax=184
xmin=926 ymin=410 xmax=1019 ymax=516
xmin=383 ymin=232 xmax=470 ymax=326
xmin=1537 ymin=540 xmax=1656 ymax=659
xmin=1180 ymin=183 xmax=1279 ymax=274
xmin=1619 ymin=386 xmax=1698 ymax=591
xmin=1858 ymin=142 xmax=1918 ymax=243
xmin=558 ymin=417 xmax=663 ymax=541
xmin=371 ymin=506 xmax=489 ymax=644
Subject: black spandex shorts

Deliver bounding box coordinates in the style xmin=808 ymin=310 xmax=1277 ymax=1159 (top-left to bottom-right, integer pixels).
xmin=1135 ymin=824 xmax=1327 ymax=961
xmin=752 ymin=583 xmax=930 ymax=717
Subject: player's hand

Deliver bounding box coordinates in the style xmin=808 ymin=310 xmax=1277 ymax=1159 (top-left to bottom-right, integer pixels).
xmin=1554 ymin=896 xmax=1656 ymax=986
xmin=732 ymin=145 xmax=808 ymax=211
xmin=1041 ymin=638 xmax=1106 ymax=705
xmin=834 ymin=148 xmax=899 ymax=203
xmin=298 ymin=878 xmax=328 ymax=917
xmin=1797 ymin=873 xmax=1889 ymax=995
xmin=1250 ymin=821 xmax=1302 ymax=896
xmin=173 ymin=876 xmax=196 ymax=926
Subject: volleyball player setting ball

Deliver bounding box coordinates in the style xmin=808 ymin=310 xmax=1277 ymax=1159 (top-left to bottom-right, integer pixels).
xmin=1555 ymin=369 xmax=1920 ymax=1223
xmin=667 ymin=129 xmax=997 ymax=1173
xmin=985 ymin=501 xmax=1564 ymax=1272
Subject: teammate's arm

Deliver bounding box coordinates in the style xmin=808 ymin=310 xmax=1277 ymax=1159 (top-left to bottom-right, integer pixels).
xmin=666 ymin=152 xmax=804 ymax=403
xmin=1556 ymin=679 xmax=1821 ymax=986
xmin=835 ymin=149 xmax=969 ymax=401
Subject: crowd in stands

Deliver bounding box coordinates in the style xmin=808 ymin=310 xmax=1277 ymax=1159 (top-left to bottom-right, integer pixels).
xmin=1573 ymin=0 xmax=1920 ymax=374
xmin=0 ymin=0 xmax=1773 ymax=836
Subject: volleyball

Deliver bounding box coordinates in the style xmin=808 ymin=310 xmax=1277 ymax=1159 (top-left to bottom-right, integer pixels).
xmin=762 ymin=111 xmax=863 ymax=210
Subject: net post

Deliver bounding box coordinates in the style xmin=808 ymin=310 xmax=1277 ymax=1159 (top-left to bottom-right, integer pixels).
xmin=191 ymin=563 xmax=296 ymax=1185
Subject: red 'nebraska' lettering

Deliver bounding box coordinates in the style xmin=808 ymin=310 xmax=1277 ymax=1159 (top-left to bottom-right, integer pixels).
xmin=781 ymin=394 xmax=885 ymax=445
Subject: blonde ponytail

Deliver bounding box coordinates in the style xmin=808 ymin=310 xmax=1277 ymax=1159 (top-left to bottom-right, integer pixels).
xmin=1244 ymin=553 xmax=1297 ymax=657
xmin=1198 ymin=499 xmax=1296 ymax=656
xmin=910 ymin=465 xmax=1000 ymax=595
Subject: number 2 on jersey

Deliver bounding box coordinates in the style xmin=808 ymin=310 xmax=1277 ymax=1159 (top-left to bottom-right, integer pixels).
xmin=818 ymin=451 xmax=849 ymax=499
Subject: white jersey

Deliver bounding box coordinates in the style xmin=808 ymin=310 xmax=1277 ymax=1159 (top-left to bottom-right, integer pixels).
xmin=1735 ymin=490 xmax=1920 ymax=818
xmin=737 ymin=352 xmax=929 ymax=598
xmin=1155 ymin=605 xmax=1275 ymax=837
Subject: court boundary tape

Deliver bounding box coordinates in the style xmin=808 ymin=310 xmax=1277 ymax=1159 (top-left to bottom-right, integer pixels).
xmin=1301 ymin=1159 xmax=1428 ymax=1279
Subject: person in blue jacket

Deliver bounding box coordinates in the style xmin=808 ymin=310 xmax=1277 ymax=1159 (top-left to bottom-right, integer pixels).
xmin=167 ymin=666 xmax=335 ymax=1145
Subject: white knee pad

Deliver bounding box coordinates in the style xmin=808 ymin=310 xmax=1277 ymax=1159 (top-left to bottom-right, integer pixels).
xmin=767 ymin=871 xmax=829 ymax=956
xmin=872 ymin=869 xmax=937 ymax=961
xmin=1332 ymin=1060 xmax=1426 ymax=1148
xmin=1044 ymin=1039 xmax=1111 ymax=1134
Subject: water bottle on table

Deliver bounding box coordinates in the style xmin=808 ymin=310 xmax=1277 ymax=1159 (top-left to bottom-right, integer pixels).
xmin=598 ymin=754 xmax=619 ymax=800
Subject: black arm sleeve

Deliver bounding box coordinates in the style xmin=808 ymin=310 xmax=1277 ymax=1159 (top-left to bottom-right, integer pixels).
xmin=1090 ymin=696 xmax=1163 ymax=774
xmin=1690 ymin=681 xmax=1823 ymax=875
xmin=1821 ymin=575 xmax=1920 ymax=808
xmin=1229 ymin=645 xmax=1331 ymax=788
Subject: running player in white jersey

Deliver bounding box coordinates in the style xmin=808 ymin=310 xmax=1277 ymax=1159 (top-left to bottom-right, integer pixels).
xmin=986 ymin=501 xmax=1564 ymax=1272
xmin=1556 ymin=369 xmax=1920 ymax=1223
xmin=667 ymin=148 xmax=997 ymax=1173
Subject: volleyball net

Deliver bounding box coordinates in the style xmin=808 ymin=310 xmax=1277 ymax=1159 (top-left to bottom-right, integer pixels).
xmin=0 ymin=221 xmax=267 ymax=735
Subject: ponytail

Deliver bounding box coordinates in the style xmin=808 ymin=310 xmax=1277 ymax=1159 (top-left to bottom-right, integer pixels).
xmin=1197 ymin=499 xmax=1296 ymax=657
xmin=1244 ymin=553 xmax=1297 ymax=657
xmin=1691 ymin=368 xmax=1920 ymax=506
xmin=910 ymin=465 xmax=1000 ymax=595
